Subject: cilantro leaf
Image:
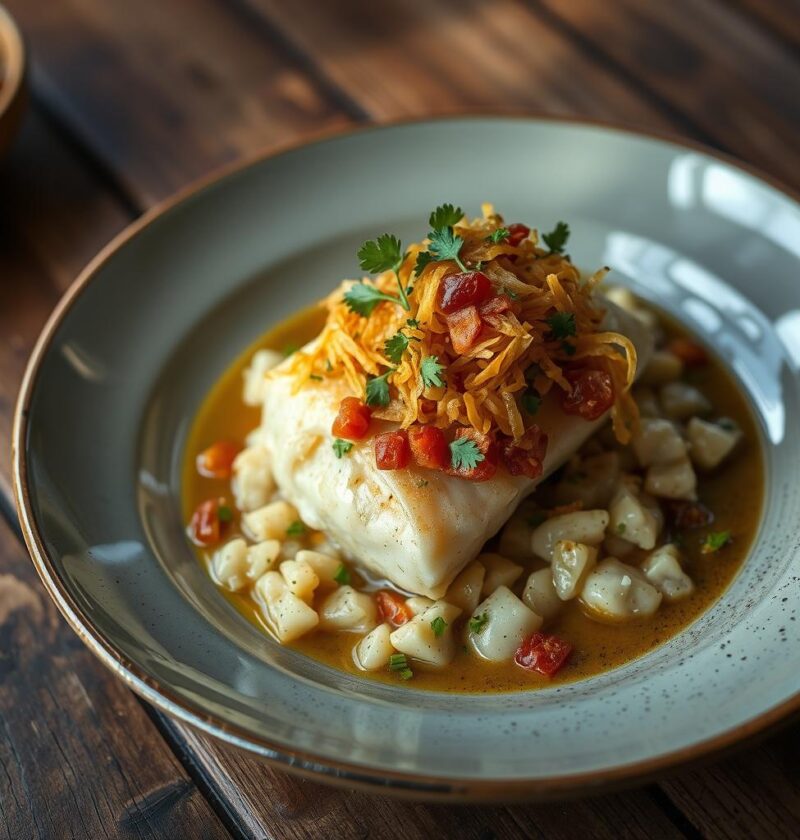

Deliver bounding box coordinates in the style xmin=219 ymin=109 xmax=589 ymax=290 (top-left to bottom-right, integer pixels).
xmin=286 ymin=520 xmax=306 ymax=537
xmin=449 ymin=436 xmax=485 ymax=471
xmin=420 ymin=355 xmax=445 ymax=388
xmin=384 ymin=332 xmax=410 ymax=365
xmin=333 ymin=563 xmax=351 ymax=585
xmin=365 ymin=369 xmax=394 ymax=407
xmin=542 ymin=221 xmax=570 ymax=253
xmin=521 ymin=391 xmax=541 ymax=415
xmin=561 ymin=340 xmax=576 ymax=356
xmin=217 ymin=505 xmax=233 ymax=523
xmin=357 ymin=233 xmax=403 ymax=274
xmin=406 ymin=318 xmax=421 ymax=329
xmin=431 ymin=616 xmax=448 ymax=637
xmin=701 ymin=530 xmax=732 ymax=554
xmin=487 ymin=227 xmax=510 ymax=243
xmin=332 ymin=438 xmax=353 ymax=458
xmin=414 ymin=250 xmax=435 ymax=276
xmin=546 ymin=311 xmax=576 ymax=339
xmin=428 ymin=227 xmax=466 ymax=269
xmin=429 ymin=203 xmax=463 ymax=230
xmin=469 ymin=613 xmax=489 ymax=634
xmin=343 ymin=282 xmax=400 ymax=316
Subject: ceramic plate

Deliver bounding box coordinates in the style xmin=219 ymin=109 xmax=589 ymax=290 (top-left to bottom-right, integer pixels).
xmin=14 ymin=117 xmax=800 ymax=800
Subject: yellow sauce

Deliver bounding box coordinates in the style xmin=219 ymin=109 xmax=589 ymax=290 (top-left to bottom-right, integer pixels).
xmin=182 ymin=305 xmax=764 ymax=693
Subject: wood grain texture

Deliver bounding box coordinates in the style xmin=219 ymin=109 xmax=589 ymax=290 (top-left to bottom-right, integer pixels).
xmin=0 ymin=515 xmax=230 ymax=839
xmin=533 ymin=0 xmax=800 ymax=190
xmin=730 ymin=0 xmax=800 ymax=52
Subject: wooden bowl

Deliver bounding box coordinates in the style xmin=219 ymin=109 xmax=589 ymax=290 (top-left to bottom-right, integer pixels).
xmin=0 ymin=3 xmax=26 ymax=158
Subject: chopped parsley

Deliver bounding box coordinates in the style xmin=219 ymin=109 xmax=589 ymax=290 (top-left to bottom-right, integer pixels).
xmin=701 ymin=530 xmax=732 ymax=554
xmin=332 ymin=438 xmax=353 ymax=458
xmin=333 ymin=563 xmax=351 ymax=585
xmin=217 ymin=505 xmax=233 ymax=523
xmin=347 ymin=233 xmax=410 ymax=312
xmin=309 ymin=374 xmax=323 ymax=382
xmin=286 ymin=520 xmax=306 ymax=537
xmin=414 ymin=478 xmax=429 ymax=488
xmin=616 ymin=522 xmax=627 ymax=535
xmin=384 ymin=331 xmax=412 ymax=365
xmin=415 ymin=204 xmax=468 ymax=273
xmin=542 ymin=221 xmax=570 ymax=253
xmin=430 ymin=616 xmax=448 ymax=637
xmin=420 ymin=355 xmax=446 ymax=388
xmin=449 ymin=437 xmax=485 ymax=471
xmin=343 ymin=282 xmax=403 ymax=317
xmin=429 ymin=203 xmax=463 ymax=230
xmin=365 ymin=369 xmax=395 ymax=407
xmin=521 ymin=391 xmax=541 ymax=415
xmin=282 ymin=343 xmax=300 ymax=357
xmin=469 ymin=613 xmax=489 ymax=634
xmin=428 ymin=226 xmax=467 ymax=271
xmin=546 ymin=312 xmax=577 ymax=339
xmin=406 ymin=318 xmax=421 ymax=329
xmin=486 ymin=227 xmax=510 ymax=243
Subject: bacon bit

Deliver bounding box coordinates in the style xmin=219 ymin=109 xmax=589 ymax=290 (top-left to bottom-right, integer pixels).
xmin=190 ymin=498 xmax=223 ymax=546
xmin=501 ymin=425 xmax=548 ymax=479
xmin=332 ymin=397 xmax=372 ymax=440
xmin=196 ymin=440 xmax=241 ymax=479
xmin=375 ymin=430 xmax=411 ymax=470
xmin=446 ymin=305 xmax=483 ymax=354
xmin=667 ymin=337 xmax=708 ymax=367
xmin=547 ymin=500 xmax=584 ymax=517
xmin=375 ymin=590 xmax=414 ymax=626
xmin=408 ymin=424 xmax=449 ymax=470
xmin=437 ymin=271 xmax=493 ymax=313
xmin=478 ymin=294 xmax=514 ymax=328
xmin=507 ymin=223 xmax=530 ymax=247
xmin=561 ymin=369 xmax=614 ymax=421
xmin=672 ymin=501 xmax=714 ymax=530
xmin=515 ymin=632 xmax=573 ymax=676
xmin=446 ymin=427 xmax=498 ymax=482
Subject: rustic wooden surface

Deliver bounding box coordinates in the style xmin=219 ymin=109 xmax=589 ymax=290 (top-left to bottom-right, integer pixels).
xmin=1 ymin=1 xmax=798 ymax=837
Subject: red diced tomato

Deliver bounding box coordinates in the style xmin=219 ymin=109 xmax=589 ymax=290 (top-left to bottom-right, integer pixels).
xmin=332 ymin=397 xmax=372 ymax=440
xmin=561 ymin=369 xmax=614 ymax=421
xmin=446 ymin=306 xmax=483 ymax=354
xmin=672 ymin=501 xmax=714 ymax=530
xmin=408 ymin=424 xmax=449 ymax=470
xmin=375 ymin=430 xmax=411 ymax=470
xmin=375 ymin=590 xmax=414 ymax=626
xmin=446 ymin=427 xmax=498 ymax=482
xmin=437 ymin=271 xmax=493 ymax=314
xmin=478 ymin=294 xmax=514 ymax=328
xmin=501 ymin=425 xmax=549 ymax=479
xmin=667 ymin=337 xmax=708 ymax=367
xmin=507 ymin=223 xmax=530 ymax=247
xmin=189 ymin=498 xmax=222 ymax=546
xmin=515 ymin=632 xmax=573 ymax=677
xmin=196 ymin=440 xmax=241 ymax=479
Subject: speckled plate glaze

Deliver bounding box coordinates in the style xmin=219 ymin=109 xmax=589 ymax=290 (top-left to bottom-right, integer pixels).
xmin=13 ymin=117 xmax=800 ymax=800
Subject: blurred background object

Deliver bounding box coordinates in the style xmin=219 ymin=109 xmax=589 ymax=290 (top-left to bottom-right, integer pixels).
xmin=1 ymin=1 xmax=800 ymax=837
xmin=0 ymin=3 xmax=26 ymax=157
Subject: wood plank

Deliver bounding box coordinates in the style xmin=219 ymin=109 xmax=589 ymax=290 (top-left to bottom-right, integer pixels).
xmin=4 ymin=0 xmax=354 ymax=207
xmin=532 ymin=0 xmax=800 ymax=191
xmin=0 ymin=513 xmax=231 ymax=839
xmin=729 ymin=0 xmax=800 ymax=52
xmin=242 ymin=0 xmax=677 ymax=131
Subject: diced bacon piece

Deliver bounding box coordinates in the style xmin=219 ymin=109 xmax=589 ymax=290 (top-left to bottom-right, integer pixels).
xmin=514 ymin=632 xmax=573 ymax=677
xmin=446 ymin=306 xmax=483 ymax=354
xmin=666 ymin=337 xmax=708 ymax=367
xmin=375 ymin=430 xmax=411 ymax=470
xmin=189 ymin=498 xmax=223 ymax=546
xmin=408 ymin=424 xmax=449 ymax=470
xmin=501 ymin=425 xmax=549 ymax=479
xmin=561 ymin=369 xmax=614 ymax=421
xmin=507 ymin=223 xmax=530 ymax=247
xmin=478 ymin=294 xmax=514 ymax=328
xmin=332 ymin=397 xmax=371 ymax=440
xmin=375 ymin=590 xmax=414 ymax=627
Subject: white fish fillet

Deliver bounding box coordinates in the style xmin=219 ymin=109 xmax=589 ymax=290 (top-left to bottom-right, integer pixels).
xmin=259 ymin=301 xmax=652 ymax=598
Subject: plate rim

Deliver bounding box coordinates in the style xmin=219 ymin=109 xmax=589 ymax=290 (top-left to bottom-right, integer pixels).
xmin=12 ymin=112 xmax=800 ymax=801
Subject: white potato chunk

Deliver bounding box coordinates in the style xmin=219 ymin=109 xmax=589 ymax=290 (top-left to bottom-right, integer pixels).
xmin=242 ymin=500 xmax=300 ymax=542
xmin=468 ymin=586 xmax=542 ymax=662
xmin=641 ymin=544 xmax=695 ymax=602
xmin=603 ymin=286 xmax=657 ymax=328
xmin=659 ymin=382 xmax=711 ymax=421
xmin=445 ymin=561 xmax=486 ymax=613
xmin=212 ymin=538 xmax=248 ymax=591
xmin=231 ymin=446 xmax=276 ymax=512
xmin=555 ymin=452 xmax=621 ymax=508
xmin=531 ymin=510 xmax=610 ymax=562
xmin=255 ymin=571 xmax=319 ymax=642
xmin=609 ymin=485 xmax=660 ymax=550
xmin=406 ymin=596 xmax=435 ymax=616
xmin=245 ymin=540 xmax=281 ymax=580
xmin=580 ymin=558 xmax=662 ymax=622
xmin=295 ymin=549 xmax=340 ymax=590
xmin=645 ymin=456 xmax=697 ymax=501
xmin=311 ymin=539 xmax=341 ymax=560
xmin=318 ymin=586 xmax=378 ymax=633
xmin=279 ymin=558 xmax=320 ymax=604
xmin=479 ymin=553 xmax=523 ymax=596
xmin=640 ymin=350 xmax=683 ymax=386
xmin=687 ymin=417 xmax=742 ymax=470
xmin=353 ymin=623 xmax=395 ymax=671
xmin=498 ymin=517 xmax=534 ymax=560
xmin=552 ymin=541 xmax=598 ymax=600
xmin=632 ymin=418 xmax=687 ymax=467
xmin=389 ymin=601 xmax=462 ymax=667
xmin=243 ymin=348 xmax=284 ymax=406
xmin=522 ymin=568 xmax=563 ymax=621
xmin=279 ymin=539 xmax=306 ymax=562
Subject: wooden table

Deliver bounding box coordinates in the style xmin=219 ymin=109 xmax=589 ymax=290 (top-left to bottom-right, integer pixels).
xmin=1 ymin=1 xmax=799 ymax=837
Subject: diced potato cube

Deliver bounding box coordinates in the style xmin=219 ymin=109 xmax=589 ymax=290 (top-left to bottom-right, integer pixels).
xmin=641 ymin=544 xmax=694 ymax=602
xmin=311 ymin=538 xmax=341 ymax=561
xmin=318 ymin=586 xmax=378 ymax=633
xmin=405 ymin=596 xmax=435 ymax=616
xmin=389 ymin=600 xmax=462 ymax=667
xmin=468 ymin=586 xmax=542 ymax=662
xmin=555 ymin=452 xmax=621 ymax=508
xmin=479 ymin=553 xmax=523 ymax=596
xmin=279 ymin=558 xmax=320 ymax=604
xmin=522 ymin=568 xmax=563 ymax=621
xmin=280 ymin=539 xmax=307 ymax=562
xmin=353 ymin=623 xmax=395 ymax=671
xmin=296 ymin=549 xmax=340 ymax=589
xmin=243 ymin=348 xmax=284 ymax=406
xmin=580 ymin=558 xmax=662 ymax=621
xmin=645 ymin=456 xmax=697 ymax=501
xmin=242 ymin=500 xmax=300 ymax=542
xmin=255 ymin=571 xmax=319 ymax=642
xmin=686 ymin=417 xmax=742 ymax=470
xmin=659 ymin=382 xmax=711 ymax=421
xmin=531 ymin=510 xmax=609 ymax=562
xmin=445 ymin=561 xmax=486 ymax=613
xmin=232 ymin=446 xmax=276 ymax=512
xmin=640 ymin=350 xmax=683 ymax=386
xmin=245 ymin=540 xmax=281 ymax=580
xmin=498 ymin=517 xmax=534 ymax=560
xmin=632 ymin=418 xmax=687 ymax=467
xmin=255 ymin=569 xmax=285 ymax=603
xmin=552 ymin=540 xmax=598 ymax=600
xmin=212 ymin=538 xmax=248 ymax=591
xmin=609 ymin=485 xmax=660 ymax=550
